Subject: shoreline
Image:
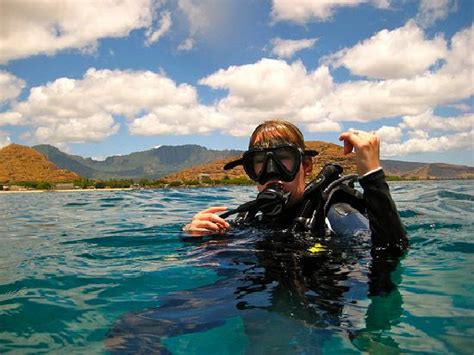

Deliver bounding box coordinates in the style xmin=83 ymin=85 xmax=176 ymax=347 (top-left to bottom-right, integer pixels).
xmin=1 ymin=178 xmax=473 ymax=195
xmin=0 ymin=188 xmax=134 ymax=194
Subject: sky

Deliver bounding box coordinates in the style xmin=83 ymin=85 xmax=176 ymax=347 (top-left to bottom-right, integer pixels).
xmin=0 ymin=0 xmax=472 ymax=165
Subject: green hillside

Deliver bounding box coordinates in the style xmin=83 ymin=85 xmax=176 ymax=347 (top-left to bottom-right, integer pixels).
xmin=34 ymin=144 xmax=243 ymax=180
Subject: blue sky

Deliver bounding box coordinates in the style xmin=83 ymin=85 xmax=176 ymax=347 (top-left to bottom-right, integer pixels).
xmin=0 ymin=0 xmax=472 ymax=165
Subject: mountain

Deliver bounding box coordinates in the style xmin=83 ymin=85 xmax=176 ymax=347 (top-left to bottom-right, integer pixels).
xmin=381 ymin=160 xmax=474 ymax=179
xmin=306 ymin=141 xmax=357 ymax=177
xmin=29 ymin=142 xmax=473 ymax=182
xmin=0 ymin=144 xmax=80 ymax=183
xmin=33 ymin=144 xmax=243 ymax=180
xmin=162 ymin=141 xmax=474 ymax=182
xmin=163 ymin=141 xmax=358 ymax=182
xmin=33 ymin=144 xmax=97 ymax=177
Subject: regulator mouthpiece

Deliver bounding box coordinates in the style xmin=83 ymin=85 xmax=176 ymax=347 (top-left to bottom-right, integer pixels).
xmin=256 ymin=182 xmax=291 ymax=217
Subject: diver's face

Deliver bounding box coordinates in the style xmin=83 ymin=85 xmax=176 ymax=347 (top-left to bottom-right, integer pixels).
xmin=257 ymin=161 xmax=310 ymax=206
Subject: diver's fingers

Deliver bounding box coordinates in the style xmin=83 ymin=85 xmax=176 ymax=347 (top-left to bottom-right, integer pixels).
xmin=339 ymin=129 xmax=381 ymax=176
xmin=339 ymin=131 xmax=359 ymax=154
xmin=195 ymin=213 xmax=230 ymax=228
xmin=339 ymin=129 xmax=378 ymax=151
xmin=199 ymin=206 xmax=228 ymax=214
xmin=342 ymin=138 xmax=354 ymax=155
xmin=185 ymin=207 xmax=230 ymax=235
xmin=194 ymin=220 xmax=221 ymax=232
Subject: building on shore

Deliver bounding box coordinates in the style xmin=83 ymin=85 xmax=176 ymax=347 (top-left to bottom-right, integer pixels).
xmin=8 ymin=185 xmax=28 ymax=191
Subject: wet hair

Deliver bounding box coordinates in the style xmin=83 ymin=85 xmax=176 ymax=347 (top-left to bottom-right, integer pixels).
xmin=249 ymin=119 xmax=306 ymax=149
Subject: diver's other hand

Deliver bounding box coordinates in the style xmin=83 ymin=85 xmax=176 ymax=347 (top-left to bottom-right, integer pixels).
xmin=183 ymin=206 xmax=230 ymax=236
xmin=338 ymin=129 xmax=381 ymax=176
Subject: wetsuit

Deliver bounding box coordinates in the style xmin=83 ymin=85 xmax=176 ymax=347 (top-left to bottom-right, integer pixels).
xmin=237 ymin=168 xmax=408 ymax=258
xmin=357 ymin=169 xmax=408 ymax=255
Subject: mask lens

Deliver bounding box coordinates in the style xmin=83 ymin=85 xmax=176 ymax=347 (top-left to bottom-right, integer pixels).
xmin=274 ymin=147 xmax=298 ymax=173
xmin=243 ymin=151 xmax=264 ymax=180
xmin=251 ymin=152 xmax=266 ymax=176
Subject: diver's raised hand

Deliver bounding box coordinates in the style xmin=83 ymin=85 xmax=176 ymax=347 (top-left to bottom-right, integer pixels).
xmin=338 ymin=129 xmax=381 ymax=176
xmin=183 ymin=206 xmax=230 ymax=236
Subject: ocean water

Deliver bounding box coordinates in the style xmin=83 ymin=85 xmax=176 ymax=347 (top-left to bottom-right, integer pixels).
xmin=0 ymin=181 xmax=473 ymax=354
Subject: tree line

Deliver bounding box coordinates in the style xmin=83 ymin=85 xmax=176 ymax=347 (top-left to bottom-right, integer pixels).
xmin=0 ymin=176 xmax=254 ymax=190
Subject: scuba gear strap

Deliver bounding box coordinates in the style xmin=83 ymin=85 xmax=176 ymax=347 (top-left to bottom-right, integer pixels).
xmin=290 ymin=164 xmax=343 ymax=235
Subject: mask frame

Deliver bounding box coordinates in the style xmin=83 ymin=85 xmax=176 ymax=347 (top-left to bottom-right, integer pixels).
xmin=224 ymin=144 xmax=318 ymax=185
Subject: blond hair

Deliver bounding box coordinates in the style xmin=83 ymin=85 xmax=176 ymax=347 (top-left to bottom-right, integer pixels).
xmin=249 ymin=119 xmax=305 ymax=149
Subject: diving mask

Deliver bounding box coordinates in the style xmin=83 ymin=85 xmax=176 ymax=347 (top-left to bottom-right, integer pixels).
xmin=224 ymin=144 xmax=318 ymax=185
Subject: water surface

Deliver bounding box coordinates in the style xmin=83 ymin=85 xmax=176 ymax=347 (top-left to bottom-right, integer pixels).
xmin=0 ymin=181 xmax=473 ymax=354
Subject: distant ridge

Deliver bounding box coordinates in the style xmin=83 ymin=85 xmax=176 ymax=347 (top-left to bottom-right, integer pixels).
xmin=23 ymin=142 xmax=474 ymax=182
xmin=33 ymin=144 xmax=97 ymax=178
xmin=382 ymin=161 xmax=474 ymax=180
xmin=0 ymin=144 xmax=80 ymax=183
xmin=33 ymin=144 xmax=243 ymax=180
xmin=163 ymin=141 xmax=357 ymax=182
xmin=163 ymin=141 xmax=474 ymax=182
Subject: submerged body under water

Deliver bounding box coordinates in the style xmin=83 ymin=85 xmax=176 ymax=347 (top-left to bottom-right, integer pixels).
xmin=0 ymin=181 xmax=473 ymax=354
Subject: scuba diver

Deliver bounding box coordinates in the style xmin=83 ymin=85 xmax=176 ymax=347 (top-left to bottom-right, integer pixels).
xmin=107 ymin=120 xmax=408 ymax=353
xmin=184 ymin=119 xmax=407 ymax=255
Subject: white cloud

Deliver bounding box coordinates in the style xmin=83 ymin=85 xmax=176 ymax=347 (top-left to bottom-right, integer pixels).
xmin=128 ymin=106 xmax=228 ymax=135
xmin=416 ymin=0 xmax=457 ymax=28
xmin=199 ymin=58 xmax=334 ymax=129
xmin=318 ymin=72 xmax=469 ymax=122
xmin=271 ymin=37 xmax=318 ymax=59
xmin=373 ymin=0 xmax=390 ymax=8
xmin=178 ymin=0 xmax=211 ymax=36
xmin=401 ymin=111 xmax=473 ymax=132
xmin=0 ymin=130 xmax=11 ymax=148
xmin=178 ymin=38 xmax=195 ymax=51
xmin=325 ymin=21 xmax=448 ymax=79
xmin=441 ymin=24 xmax=473 ymax=75
xmin=0 ymin=0 xmax=156 ymax=64
xmin=34 ymin=114 xmax=120 ymax=144
xmin=306 ymin=120 xmax=342 ymax=132
xmin=16 ymin=68 xmax=198 ymax=119
xmin=271 ymin=0 xmax=390 ymax=24
xmin=0 ymin=112 xmax=26 ymax=127
xmin=408 ymin=130 xmax=429 ymax=139
xmin=376 ymin=125 xmax=403 ymax=143
xmin=375 ymin=110 xmax=473 ymax=157
xmin=0 ymin=71 xmax=25 ymax=103
xmin=319 ymin=25 xmax=473 ymax=122
xmin=145 ymin=11 xmax=172 ymax=45
xmin=177 ymin=0 xmax=240 ymax=48
xmin=381 ymin=129 xmax=474 ymax=157
xmin=3 ymin=68 xmax=230 ymax=145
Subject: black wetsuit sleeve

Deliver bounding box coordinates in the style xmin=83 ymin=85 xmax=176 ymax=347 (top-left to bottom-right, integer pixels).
xmin=359 ymin=169 xmax=408 ymax=257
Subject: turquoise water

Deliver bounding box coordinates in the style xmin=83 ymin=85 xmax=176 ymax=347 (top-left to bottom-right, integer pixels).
xmin=0 ymin=181 xmax=473 ymax=354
